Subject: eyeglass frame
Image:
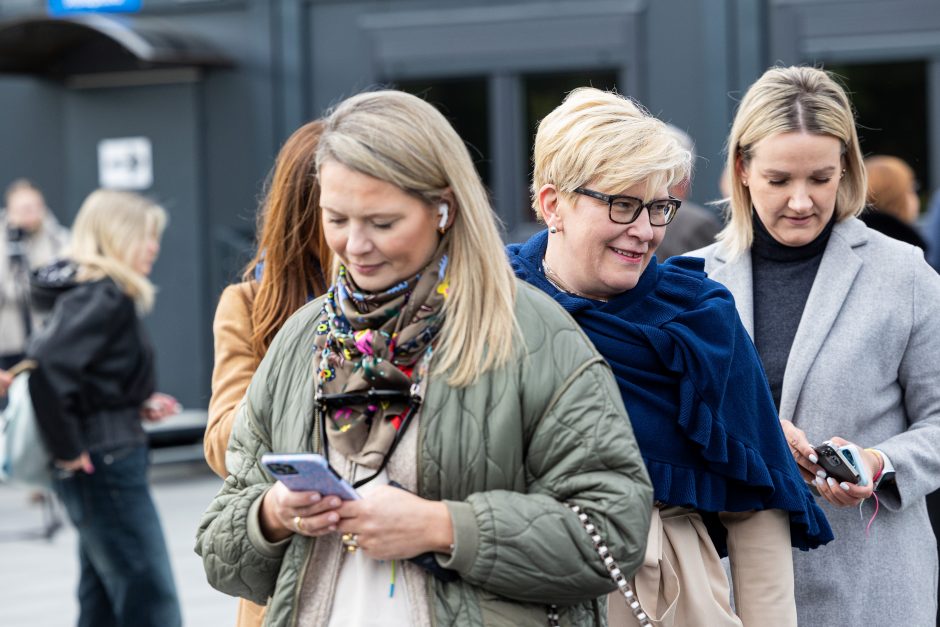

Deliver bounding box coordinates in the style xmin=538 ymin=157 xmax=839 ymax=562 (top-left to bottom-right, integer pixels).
xmin=573 ymin=187 xmax=682 ymax=226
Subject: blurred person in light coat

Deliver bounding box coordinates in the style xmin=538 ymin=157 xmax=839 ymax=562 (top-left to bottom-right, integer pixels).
xmin=0 ymin=179 xmax=68 ymax=371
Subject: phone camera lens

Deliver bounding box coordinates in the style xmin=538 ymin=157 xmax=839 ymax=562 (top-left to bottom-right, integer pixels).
xmin=271 ymin=463 xmax=298 ymax=475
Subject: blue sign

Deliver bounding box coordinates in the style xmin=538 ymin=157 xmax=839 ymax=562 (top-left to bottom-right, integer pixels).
xmin=48 ymin=0 xmax=142 ymax=16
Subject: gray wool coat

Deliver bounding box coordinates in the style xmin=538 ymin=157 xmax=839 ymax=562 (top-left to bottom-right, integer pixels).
xmin=689 ymin=217 xmax=940 ymax=626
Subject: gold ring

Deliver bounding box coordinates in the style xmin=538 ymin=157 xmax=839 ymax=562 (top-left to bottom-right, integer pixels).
xmin=293 ymin=516 xmax=305 ymax=533
xmin=341 ymin=532 xmax=359 ymax=552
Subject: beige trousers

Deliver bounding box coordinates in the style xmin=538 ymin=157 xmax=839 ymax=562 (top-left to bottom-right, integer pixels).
xmin=609 ymin=507 xmax=796 ymax=627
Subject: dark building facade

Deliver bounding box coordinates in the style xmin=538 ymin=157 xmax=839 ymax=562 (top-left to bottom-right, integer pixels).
xmin=0 ymin=0 xmax=937 ymax=409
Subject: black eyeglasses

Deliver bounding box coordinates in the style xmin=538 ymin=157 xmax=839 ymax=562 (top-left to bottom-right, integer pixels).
xmin=574 ymin=187 xmax=681 ymax=226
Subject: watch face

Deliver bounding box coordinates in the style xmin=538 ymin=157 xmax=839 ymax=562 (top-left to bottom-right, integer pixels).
xmin=875 ymin=470 xmax=895 ymax=490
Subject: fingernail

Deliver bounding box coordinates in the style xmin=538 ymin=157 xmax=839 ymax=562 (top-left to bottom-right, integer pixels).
xmin=808 ymin=454 xmax=819 ymax=464
xmin=840 ymin=482 xmax=850 ymax=491
xmin=816 ymin=469 xmax=827 ymax=479
xmin=328 ymin=525 xmax=336 ymax=531
xmin=331 ymin=498 xmax=341 ymax=507
xmin=309 ymin=494 xmax=321 ymax=502
xmin=814 ymin=477 xmax=823 ymax=487
xmin=827 ymin=477 xmax=836 ymax=488
xmin=328 ymin=513 xmax=339 ymax=523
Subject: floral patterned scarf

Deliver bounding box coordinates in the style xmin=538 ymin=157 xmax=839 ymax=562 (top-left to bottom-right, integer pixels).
xmin=313 ymin=249 xmax=449 ymax=468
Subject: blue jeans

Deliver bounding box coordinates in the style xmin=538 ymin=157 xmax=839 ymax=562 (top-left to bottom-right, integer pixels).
xmin=54 ymin=445 xmax=181 ymax=627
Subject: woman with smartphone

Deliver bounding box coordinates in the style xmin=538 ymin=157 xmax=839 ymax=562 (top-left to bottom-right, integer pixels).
xmin=196 ymin=90 xmax=654 ymax=626
xmin=690 ymin=66 xmax=940 ymax=625
xmin=203 ymin=119 xmax=330 ymax=627
xmin=27 ymin=189 xmax=182 ymax=627
xmin=509 ymin=87 xmax=832 ymax=627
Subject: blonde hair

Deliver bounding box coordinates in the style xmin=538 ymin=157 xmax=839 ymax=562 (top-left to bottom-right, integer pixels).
xmin=719 ymin=66 xmax=867 ymax=257
xmin=316 ymin=90 xmax=518 ymax=387
xmin=68 ymin=189 xmax=167 ymax=313
xmin=531 ymin=87 xmax=692 ymax=219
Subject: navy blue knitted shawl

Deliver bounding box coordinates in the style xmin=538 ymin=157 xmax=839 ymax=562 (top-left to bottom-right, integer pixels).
xmin=508 ymin=230 xmax=832 ymax=552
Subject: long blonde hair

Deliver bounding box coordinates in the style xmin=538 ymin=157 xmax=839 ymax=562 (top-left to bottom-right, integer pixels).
xmin=316 ymin=90 xmax=518 ymax=387
xmin=68 ymin=189 xmax=167 ymax=313
xmin=719 ymin=66 xmax=867 ymax=257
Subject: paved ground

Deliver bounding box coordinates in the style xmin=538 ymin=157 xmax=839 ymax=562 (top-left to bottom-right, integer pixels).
xmin=0 ymin=458 xmax=238 ymax=627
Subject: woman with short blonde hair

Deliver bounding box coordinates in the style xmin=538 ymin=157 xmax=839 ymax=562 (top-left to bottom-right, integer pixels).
xmin=691 ymin=65 xmax=940 ymax=626
xmin=198 ymin=90 xmax=653 ymax=627
xmin=511 ymin=86 xmax=831 ymax=626
xmin=28 ymin=188 xmax=182 ymax=627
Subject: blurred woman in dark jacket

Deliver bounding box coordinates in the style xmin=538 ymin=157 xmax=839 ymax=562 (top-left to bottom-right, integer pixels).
xmin=28 ymin=189 xmax=182 ymax=627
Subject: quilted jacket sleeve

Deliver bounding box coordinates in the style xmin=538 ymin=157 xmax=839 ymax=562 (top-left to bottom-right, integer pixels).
xmin=442 ymin=351 xmax=653 ymax=603
xmin=195 ymin=329 xmax=288 ymax=605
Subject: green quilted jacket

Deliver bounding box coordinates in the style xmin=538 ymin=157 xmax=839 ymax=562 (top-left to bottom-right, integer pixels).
xmin=195 ymin=281 xmax=653 ymax=626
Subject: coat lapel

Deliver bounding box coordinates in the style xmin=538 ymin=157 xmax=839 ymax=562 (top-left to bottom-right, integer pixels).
xmin=707 ymin=247 xmax=755 ymax=338
xmin=778 ymin=219 xmax=867 ymax=422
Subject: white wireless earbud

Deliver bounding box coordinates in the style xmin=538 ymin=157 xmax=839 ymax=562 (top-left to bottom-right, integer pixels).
xmin=438 ymin=203 xmax=450 ymax=230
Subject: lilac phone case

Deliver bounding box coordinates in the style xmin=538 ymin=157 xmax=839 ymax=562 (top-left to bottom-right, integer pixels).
xmin=261 ymin=453 xmax=359 ymax=499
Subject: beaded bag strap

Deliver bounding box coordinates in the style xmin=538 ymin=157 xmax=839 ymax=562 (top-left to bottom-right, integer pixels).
xmin=547 ymin=503 xmax=651 ymax=627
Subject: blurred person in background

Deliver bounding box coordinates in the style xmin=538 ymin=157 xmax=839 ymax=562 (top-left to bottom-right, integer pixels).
xmin=691 ymin=66 xmax=940 ymax=626
xmin=509 ymin=87 xmax=831 ymax=627
xmin=655 ymin=125 xmax=722 ymax=260
xmin=0 ymin=179 xmax=68 ymax=371
xmin=861 ymin=155 xmax=927 ymax=252
xmin=204 ymin=119 xmax=331 ymax=627
xmin=27 ymin=189 xmax=182 ymax=627
xmin=921 ymin=188 xmax=940 ymax=272
xmin=197 ymin=90 xmax=653 ymax=627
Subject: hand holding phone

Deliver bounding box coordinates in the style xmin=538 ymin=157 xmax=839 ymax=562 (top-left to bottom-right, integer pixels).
xmin=141 ymin=392 xmax=182 ymax=422
xmin=261 ymin=453 xmax=359 ymax=500
xmin=813 ymin=441 xmax=869 ymax=486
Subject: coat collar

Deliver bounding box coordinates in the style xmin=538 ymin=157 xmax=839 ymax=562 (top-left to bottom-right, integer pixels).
xmin=708 ymin=217 xmax=869 ymax=421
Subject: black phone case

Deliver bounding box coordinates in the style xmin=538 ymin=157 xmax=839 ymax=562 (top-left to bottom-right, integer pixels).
xmin=814 ymin=444 xmax=860 ymax=483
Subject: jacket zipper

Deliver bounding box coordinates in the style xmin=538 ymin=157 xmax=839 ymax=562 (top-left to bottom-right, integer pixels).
xmin=290 ymin=404 xmax=323 ymax=625
xmin=417 ymin=399 xmax=437 ymax=627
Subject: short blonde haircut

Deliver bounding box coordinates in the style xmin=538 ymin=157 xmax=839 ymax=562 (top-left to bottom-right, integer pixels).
xmin=531 ymin=87 xmax=692 ymax=219
xmin=316 ymin=90 xmax=518 ymax=387
xmin=68 ymin=189 xmax=167 ymax=313
xmin=719 ymin=66 xmax=867 ymax=257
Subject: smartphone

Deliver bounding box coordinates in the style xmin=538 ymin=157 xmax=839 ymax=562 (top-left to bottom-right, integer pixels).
xmin=261 ymin=453 xmax=359 ymax=500
xmin=837 ymin=443 xmax=870 ymax=487
xmin=813 ymin=442 xmax=861 ymax=484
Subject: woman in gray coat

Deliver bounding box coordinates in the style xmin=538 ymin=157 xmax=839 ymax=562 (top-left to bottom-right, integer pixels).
xmin=690 ymin=66 xmax=940 ymax=625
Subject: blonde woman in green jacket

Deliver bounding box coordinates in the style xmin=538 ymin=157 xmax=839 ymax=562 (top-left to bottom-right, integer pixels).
xmin=196 ymin=91 xmax=653 ymax=627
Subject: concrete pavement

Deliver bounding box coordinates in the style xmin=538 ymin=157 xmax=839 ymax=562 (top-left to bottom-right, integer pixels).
xmin=0 ymin=460 xmax=238 ymax=627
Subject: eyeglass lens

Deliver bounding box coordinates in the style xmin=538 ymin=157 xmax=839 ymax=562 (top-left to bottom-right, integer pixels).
xmin=610 ymin=198 xmax=678 ymax=225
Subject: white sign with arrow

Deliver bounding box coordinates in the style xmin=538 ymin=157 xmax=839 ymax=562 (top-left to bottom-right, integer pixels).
xmin=97 ymin=136 xmax=153 ymax=190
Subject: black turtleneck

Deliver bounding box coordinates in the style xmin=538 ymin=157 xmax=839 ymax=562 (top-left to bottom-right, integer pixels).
xmin=751 ymin=211 xmax=836 ymax=409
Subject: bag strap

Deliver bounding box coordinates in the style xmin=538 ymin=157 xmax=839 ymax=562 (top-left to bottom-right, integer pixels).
xmin=547 ymin=503 xmax=651 ymax=627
